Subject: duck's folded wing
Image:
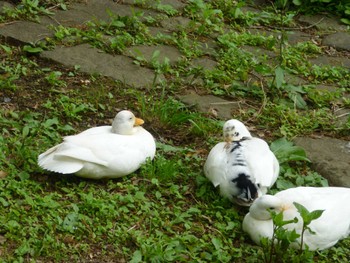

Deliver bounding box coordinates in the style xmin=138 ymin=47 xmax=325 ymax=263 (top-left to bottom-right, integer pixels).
xmin=244 ymin=138 xmax=279 ymax=188
xmin=38 ymin=142 xmax=108 ymax=174
xmin=204 ymin=143 xmax=227 ymax=187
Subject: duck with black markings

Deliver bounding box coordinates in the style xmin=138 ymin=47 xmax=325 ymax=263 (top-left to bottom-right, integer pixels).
xmin=204 ymin=119 xmax=279 ymax=206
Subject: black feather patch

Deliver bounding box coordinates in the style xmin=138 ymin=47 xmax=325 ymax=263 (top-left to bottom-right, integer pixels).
xmin=230 ymin=142 xmax=241 ymax=153
xmin=231 ymin=173 xmax=258 ymax=200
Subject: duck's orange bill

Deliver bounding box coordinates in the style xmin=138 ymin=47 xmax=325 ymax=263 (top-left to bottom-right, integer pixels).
xmin=134 ymin=117 xmax=145 ymax=126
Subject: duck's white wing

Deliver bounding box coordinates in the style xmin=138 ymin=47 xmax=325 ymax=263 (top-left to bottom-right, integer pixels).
xmin=243 ymin=138 xmax=279 ymax=191
xmin=38 ymin=144 xmax=84 ymax=174
xmin=204 ymin=142 xmax=227 ymax=187
xmin=38 ymin=135 xmax=118 ymax=175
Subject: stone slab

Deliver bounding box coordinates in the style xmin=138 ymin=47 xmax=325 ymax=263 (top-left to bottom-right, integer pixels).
xmin=124 ymin=44 xmax=182 ymax=65
xmin=178 ymin=92 xmax=240 ymax=119
xmin=160 ymin=16 xmax=192 ymax=32
xmin=45 ymin=0 xmax=161 ymax=27
xmin=41 ymin=44 xmax=158 ymax=88
xmin=123 ymin=0 xmax=186 ymax=11
xmin=47 ymin=8 xmax=95 ymax=27
xmin=298 ymin=15 xmax=348 ymax=32
xmin=147 ymin=26 xmax=172 ymax=38
xmin=294 ymin=137 xmax=350 ymax=187
xmin=247 ymin=28 xmax=312 ymax=45
xmin=190 ymin=57 xmax=218 ymax=71
xmin=309 ymin=54 xmax=350 ymax=69
xmin=242 ymin=45 xmax=277 ymax=59
xmin=0 ymin=1 xmax=13 ymax=14
xmin=322 ymin=32 xmax=350 ymax=51
xmin=0 ymin=21 xmax=53 ymax=45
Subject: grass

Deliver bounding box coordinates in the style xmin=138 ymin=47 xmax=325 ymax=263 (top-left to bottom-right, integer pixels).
xmin=0 ymin=0 xmax=349 ymax=262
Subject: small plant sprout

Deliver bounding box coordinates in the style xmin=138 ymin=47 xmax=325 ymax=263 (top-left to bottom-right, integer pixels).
xmin=261 ymin=202 xmax=325 ymax=263
xmin=293 ymin=202 xmax=325 ymax=253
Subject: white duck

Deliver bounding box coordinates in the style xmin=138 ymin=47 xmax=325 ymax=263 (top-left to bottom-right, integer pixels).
xmin=243 ymin=187 xmax=350 ymax=250
xmin=204 ymin=119 xmax=279 ymax=206
xmin=38 ymin=110 xmax=156 ymax=179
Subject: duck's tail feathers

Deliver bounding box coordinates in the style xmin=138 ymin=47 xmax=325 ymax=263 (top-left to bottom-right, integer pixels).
xmin=38 ymin=144 xmax=84 ymax=174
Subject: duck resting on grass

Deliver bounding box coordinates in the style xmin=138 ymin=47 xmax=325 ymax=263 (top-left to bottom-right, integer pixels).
xmin=204 ymin=119 xmax=279 ymax=206
xmin=242 ymin=186 xmax=350 ymax=250
xmin=38 ymin=110 xmax=156 ymax=179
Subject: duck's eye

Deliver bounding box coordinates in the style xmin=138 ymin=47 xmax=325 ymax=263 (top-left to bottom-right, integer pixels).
xmin=129 ymin=117 xmax=133 ymax=120
xmin=269 ymin=207 xmax=275 ymax=210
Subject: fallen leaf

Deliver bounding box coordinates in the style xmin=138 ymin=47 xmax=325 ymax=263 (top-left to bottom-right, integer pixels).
xmin=0 ymin=171 xmax=8 ymax=179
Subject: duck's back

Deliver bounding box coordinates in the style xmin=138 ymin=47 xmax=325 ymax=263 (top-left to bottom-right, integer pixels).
xmin=278 ymin=187 xmax=350 ymax=250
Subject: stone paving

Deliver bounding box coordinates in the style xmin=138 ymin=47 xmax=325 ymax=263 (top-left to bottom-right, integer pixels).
xmin=0 ymin=0 xmax=349 ymax=186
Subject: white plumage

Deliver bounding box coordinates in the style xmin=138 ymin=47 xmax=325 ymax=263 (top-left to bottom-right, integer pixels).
xmin=204 ymin=119 xmax=279 ymax=206
xmin=243 ymin=187 xmax=350 ymax=250
xmin=38 ymin=110 xmax=156 ymax=179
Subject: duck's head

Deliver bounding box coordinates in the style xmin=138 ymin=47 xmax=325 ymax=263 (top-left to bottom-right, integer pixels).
xmin=111 ymin=110 xmax=144 ymax=135
xmin=249 ymin=195 xmax=288 ymax=220
xmin=223 ymin=119 xmax=251 ymax=143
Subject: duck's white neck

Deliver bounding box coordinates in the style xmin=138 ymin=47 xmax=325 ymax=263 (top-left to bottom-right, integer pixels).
xmin=112 ymin=126 xmax=139 ymax=135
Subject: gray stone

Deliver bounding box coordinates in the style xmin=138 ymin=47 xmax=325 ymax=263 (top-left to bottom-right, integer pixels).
xmin=147 ymin=26 xmax=172 ymax=38
xmin=314 ymin=84 xmax=338 ymax=93
xmin=284 ymin=73 xmax=308 ymax=86
xmin=41 ymin=44 xmax=159 ymax=88
xmin=298 ymin=15 xmax=348 ymax=32
xmin=312 ymin=85 xmax=350 ymax=127
xmin=190 ymin=57 xmax=217 ymax=71
xmin=197 ymin=38 xmax=218 ymax=56
xmin=124 ymin=44 xmax=182 ymax=65
xmin=47 ymin=8 xmax=96 ymax=27
xmin=309 ymin=54 xmax=350 ymax=69
xmin=178 ymin=92 xmax=240 ymax=119
xmin=157 ymin=0 xmax=186 ymax=11
xmin=123 ymin=0 xmax=186 ymax=11
xmin=286 ymin=30 xmax=312 ymax=45
xmin=322 ymin=32 xmax=350 ymax=51
xmin=334 ymin=108 xmax=350 ymax=127
xmin=46 ymin=0 xmax=161 ymax=26
xmin=160 ymin=16 xmax=192 ymax=32
xmin=242 ymin=45 xmax=277 ymax=59
xmin=0 ymin=21 xmax=53 ymax=45
xmin=0 ymin=1 xmax=13 ymax=14
xmin=294 ymin=137 xmax=350 ymax=187
xmin=241 ymin=6 xmax=261 ymax=14
xmin=247 ymin=28 xmax=312 ymax=45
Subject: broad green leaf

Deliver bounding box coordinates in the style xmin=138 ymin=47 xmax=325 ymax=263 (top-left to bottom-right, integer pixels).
xmin=23 ymin=45 xmax=43 ymax=54
xmin=309 ymin=210 xmax=324 ymax=221
xmin=275 ymin=66 xmax=284 ymax=89
xmin=293 ymin=202 xmax=324 ymax=226
xmin=270 ymin=137 xmax=310 ymax=164
xmin=43 ymin=117 xmax=59 ymax=128
xmin=288 ymin=92 xmax=307 ymax=109
xmin=286 ymin=229 xmax=300 ymax=242
xmin=130 ymin=250 xmax=142 ymax=263
xmin=22 ymin=126 xmax=30 ymax=137
xmin=276 ymin=177 xmax=296 ymax=190
xmin=340 ymin=18 xmax=350 ymax=25
xmin=211 ymin=237 xmax=222 ymax=250
xmin=0 ymin=44 xmax=12 ymax=54
xmin=294 ymin=202 xmax=309 ymax=221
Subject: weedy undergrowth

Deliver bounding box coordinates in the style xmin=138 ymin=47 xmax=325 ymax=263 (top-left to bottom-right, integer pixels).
xmin=261 ymin=202 xmax=324 ymax=263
